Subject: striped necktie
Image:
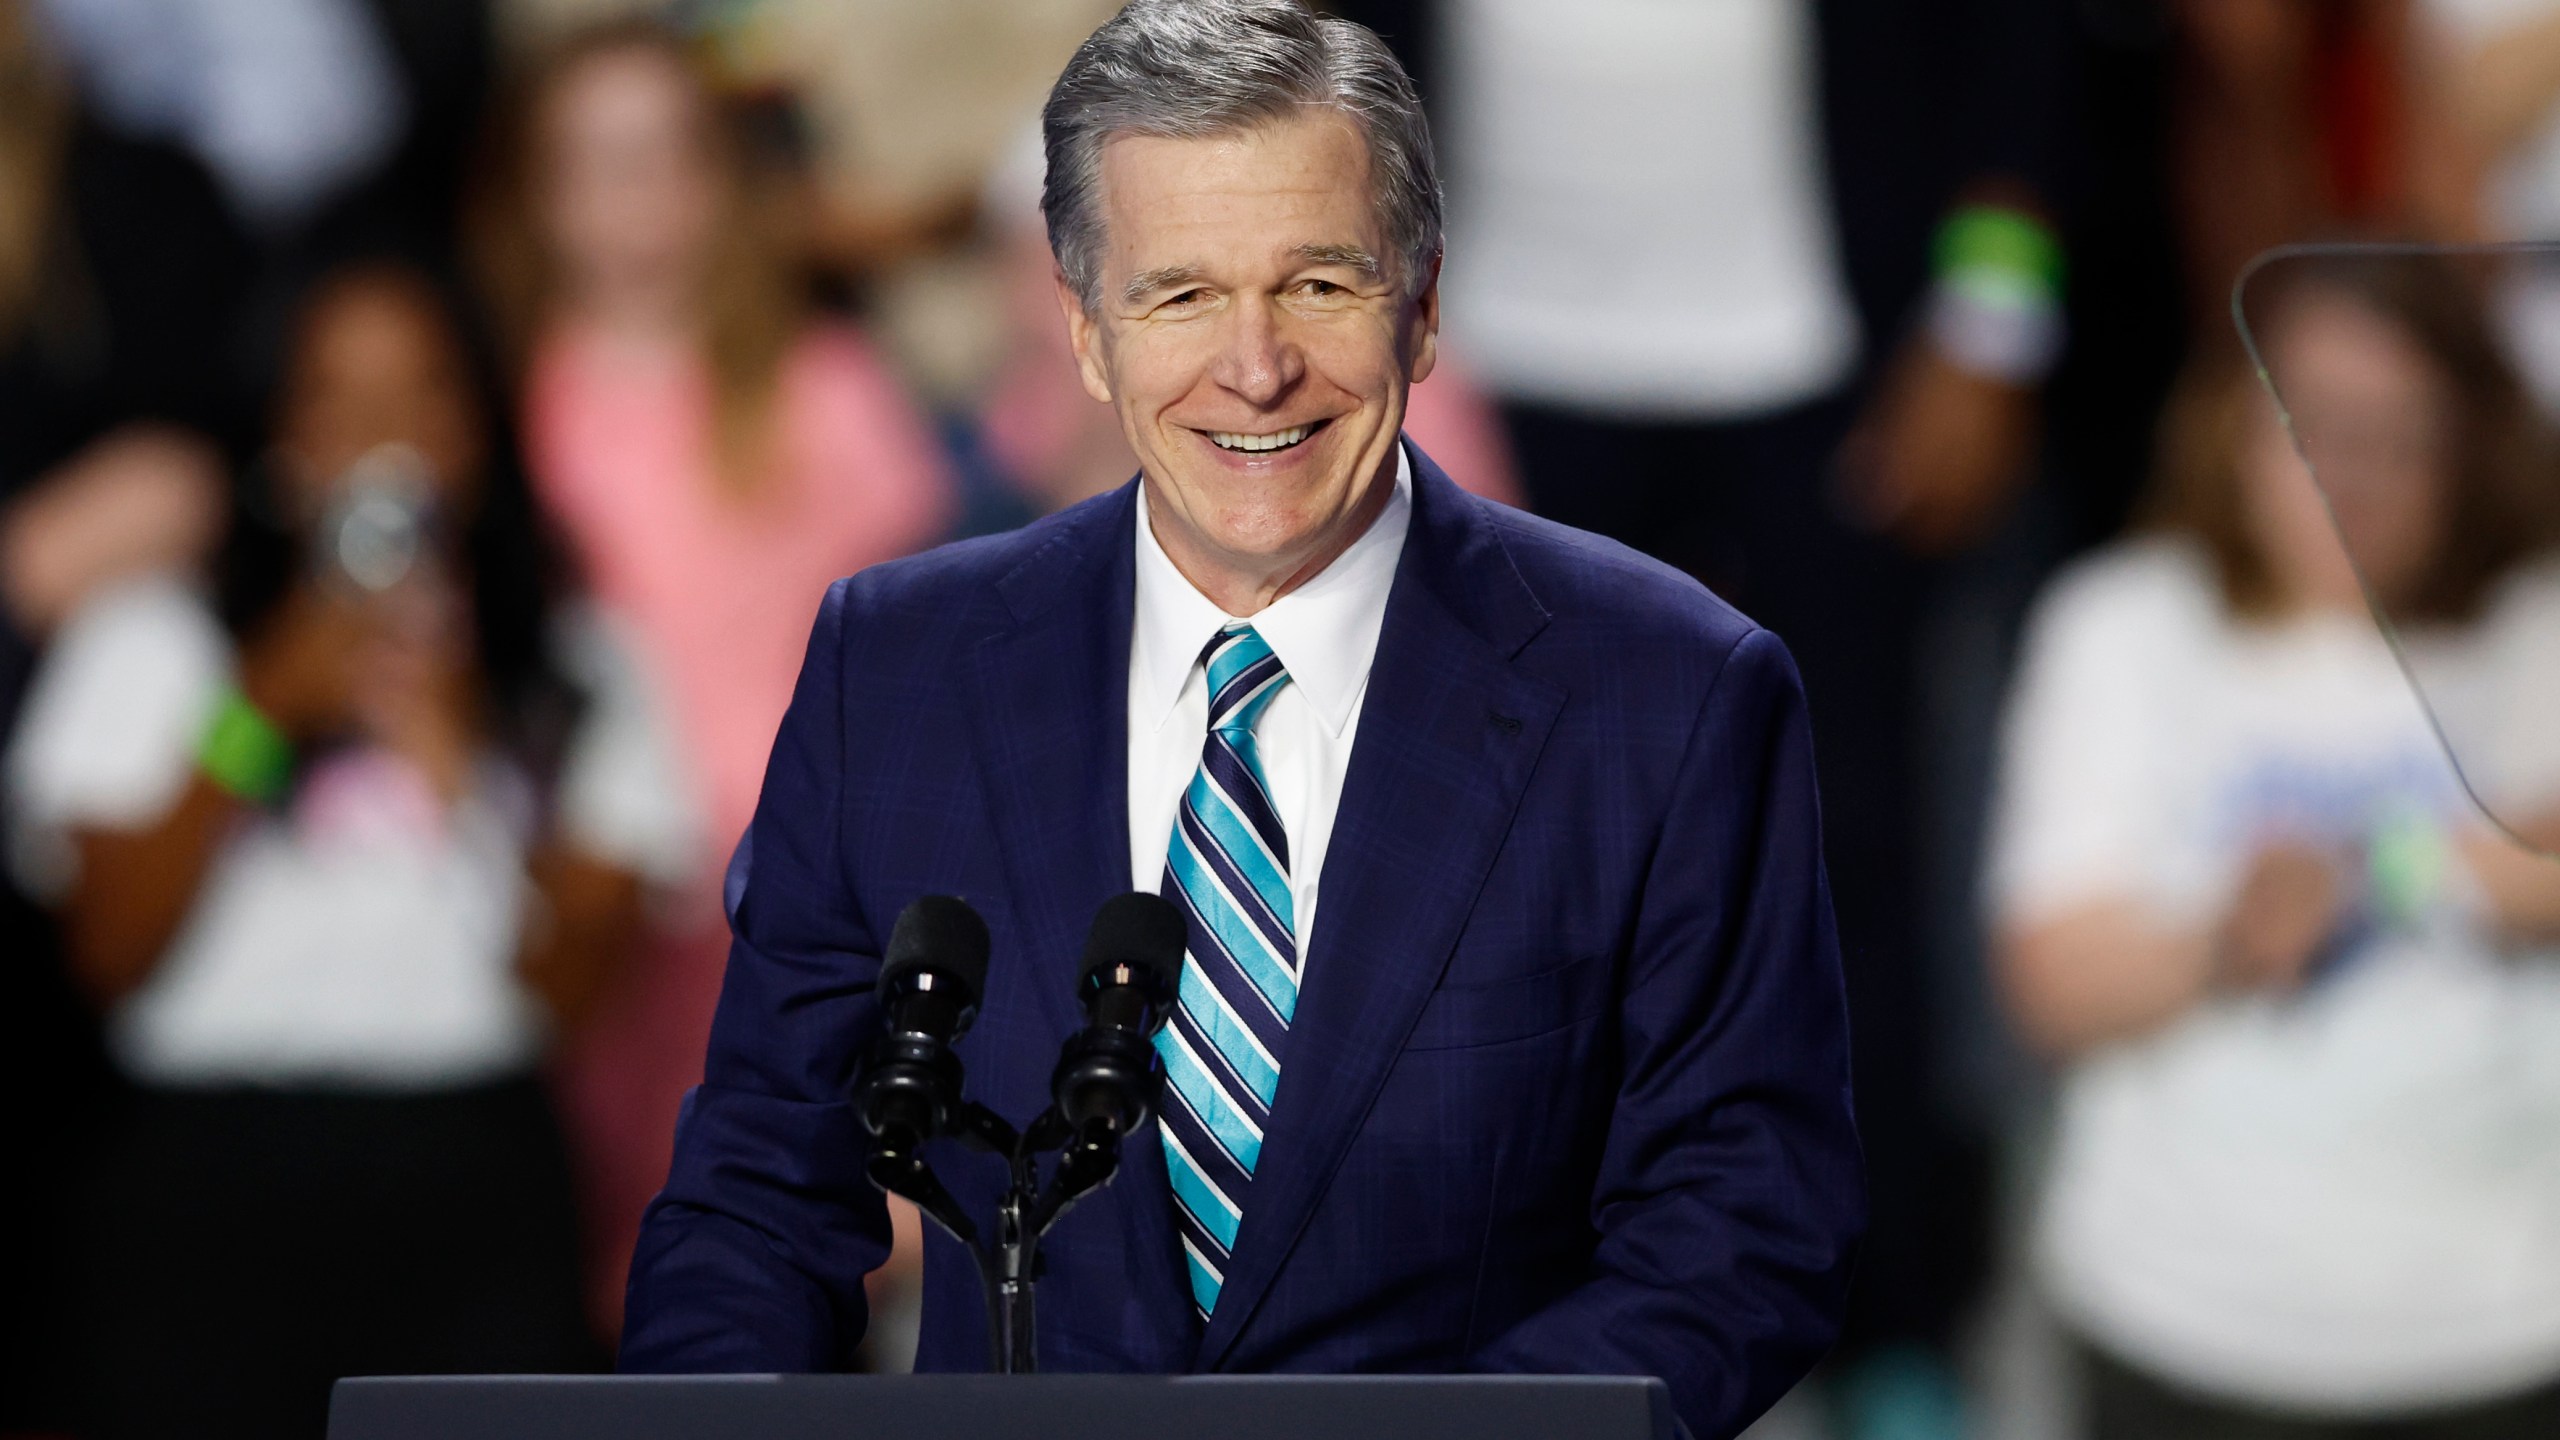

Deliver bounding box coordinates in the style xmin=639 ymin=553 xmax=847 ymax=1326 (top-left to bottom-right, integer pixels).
xmin=1156 ymin=622 xmax=1296 ymax=1319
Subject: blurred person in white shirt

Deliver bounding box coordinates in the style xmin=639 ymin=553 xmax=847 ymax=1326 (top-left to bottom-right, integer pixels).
xmin=1990 ymin=251 xmax=2560 ymax=1438
xmin=7 ymin=261 xmax=694 ymax=1438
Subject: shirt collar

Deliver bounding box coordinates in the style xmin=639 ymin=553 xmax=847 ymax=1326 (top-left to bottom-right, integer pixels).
xmin=1131 ymin=442 xmax=1413 ymax=738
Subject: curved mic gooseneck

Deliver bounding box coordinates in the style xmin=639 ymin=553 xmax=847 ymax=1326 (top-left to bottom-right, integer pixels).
xmin=1031 ymin=893 xmax=1183 ymax=1229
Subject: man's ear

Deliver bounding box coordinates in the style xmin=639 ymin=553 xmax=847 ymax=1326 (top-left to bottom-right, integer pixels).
xmin=1404 ymin=251 xmax=1442 ymax=386
xmin=1055 ymin=273 xmax=1116 ymax=405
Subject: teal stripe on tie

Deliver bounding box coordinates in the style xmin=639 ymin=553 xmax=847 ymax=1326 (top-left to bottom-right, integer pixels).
xmin=1160 ymin=1026 xmax=1264 ymax=1170
xmin=1191 ymin=771 xmax=1296 ymax=933
xmin=1181 ymin=1238 xmax=1223 ymax=1311
xmin=1162 ymin=1133 xmax=1242 ymax=1251
xmin=1207 ymin=633 xmax=1276 ymax=701
xmin=1179 ymin=966 xmax=1280 ymax=1108
xmin=1166 ymin=834 xmax=1298 ymax=1018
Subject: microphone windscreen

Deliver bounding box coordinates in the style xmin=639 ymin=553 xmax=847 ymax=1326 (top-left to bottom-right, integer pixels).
xmin=1081 ymin=892 xmax=1186 ymax=993
xmin=881 ymin=895 xmax=992 ymax=1000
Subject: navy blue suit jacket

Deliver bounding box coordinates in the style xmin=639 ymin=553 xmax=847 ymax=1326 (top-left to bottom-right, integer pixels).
xmin=620 ymin=446 xmax=1863 ymax=1439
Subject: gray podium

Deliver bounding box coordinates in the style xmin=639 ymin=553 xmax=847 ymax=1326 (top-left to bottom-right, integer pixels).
xmin=328 ymin=1373 xmax=1677 ymax=1440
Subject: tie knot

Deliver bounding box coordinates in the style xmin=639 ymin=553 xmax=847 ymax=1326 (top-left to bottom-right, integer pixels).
xmin=1202 ymin=624 xmax=1288 ymax=731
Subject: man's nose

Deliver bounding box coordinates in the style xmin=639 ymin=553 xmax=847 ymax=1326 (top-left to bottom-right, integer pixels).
xmin=1210 ymin=297 xmax=1304 ymax=408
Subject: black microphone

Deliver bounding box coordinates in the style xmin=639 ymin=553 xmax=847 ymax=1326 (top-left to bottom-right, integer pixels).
xmin=1050 ymin=893 xmax=1184 ymax=1135
xmin=857 ymin=896 xmax=992 ymax=1157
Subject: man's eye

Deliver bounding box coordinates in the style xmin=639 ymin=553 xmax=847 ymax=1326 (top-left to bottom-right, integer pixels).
xmin=1299 ymin=279 xmax=1344 ymax=297
xmin=1161 ymin=289 xmax=1207 ymax=309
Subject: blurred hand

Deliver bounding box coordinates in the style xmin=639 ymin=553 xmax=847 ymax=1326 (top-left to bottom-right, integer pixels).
xmin=2457 ymin=809 xmax=2560 ymax=941
xmin=2217 ymin=839 xmax=2347 ymax=992
xmin=345 ymin=565 xmax=481 ymax=800
xmin=0 ymin=424 xmax=225 ymax=636
xmin=239 ymin=567 xmax=481 ymax=802
xmin=1835 ymin=339 xmax=2037 ymax=557
xmin=239 ymin=583 xmax=372 ymax=741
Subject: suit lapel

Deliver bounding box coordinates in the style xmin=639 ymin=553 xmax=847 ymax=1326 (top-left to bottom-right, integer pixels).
xmin=1197 ymin=451 xmax=1561 ymax=1368
xmin=966 ymin=488 xmax=1136 ymax=1008
xmin=963 ymin=483 xmax=1197 ymax=1360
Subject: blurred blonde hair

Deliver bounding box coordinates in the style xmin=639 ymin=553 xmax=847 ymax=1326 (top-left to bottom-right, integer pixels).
xmin=0 ymin=0 xmax=65 ymax=339
xmin=2146 ymin=251 xmax=2559 ymax=624
xmin=469 ymin=19 xmax=799 ymax=499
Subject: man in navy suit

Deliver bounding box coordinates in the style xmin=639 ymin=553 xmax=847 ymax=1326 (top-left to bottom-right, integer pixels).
xmin=619 ymin=3 xmax=1862 ymax=1435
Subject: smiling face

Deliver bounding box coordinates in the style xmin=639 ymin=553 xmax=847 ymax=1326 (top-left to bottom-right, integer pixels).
xmin=1060 ymin=111 xmax=1438 ymax=614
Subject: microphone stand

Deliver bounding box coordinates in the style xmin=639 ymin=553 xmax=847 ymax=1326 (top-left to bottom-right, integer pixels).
xmin=994 ymin=1147 xmax=1038 ymax=1375
xmin=865 ymin=1098 xmax=1137 ymax=1373
xmin=856 ymin=890 xmax=1177 ymax=1375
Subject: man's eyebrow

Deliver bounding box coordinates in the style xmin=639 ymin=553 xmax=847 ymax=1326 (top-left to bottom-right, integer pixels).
xmin=1295 ymin=243 xmax=1382 ymax=277
xmin=1121 ymin=264 xmax=1206 ymax=305
xmin=1119 ymin=246 xmax=1382 ymax=305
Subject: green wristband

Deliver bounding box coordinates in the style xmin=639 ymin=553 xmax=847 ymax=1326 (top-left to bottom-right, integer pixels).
xmin=1932 ymin=205 xmax=2066 ymax=303
xmin=198 ymin=685 xmax=294 ymax=803
xmin=2367 ymin=808 xmax=2449 ymax=927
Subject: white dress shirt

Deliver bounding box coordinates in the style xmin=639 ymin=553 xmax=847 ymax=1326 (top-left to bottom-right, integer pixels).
xmin=1126 ymin=447 xmax=1413 ymax=959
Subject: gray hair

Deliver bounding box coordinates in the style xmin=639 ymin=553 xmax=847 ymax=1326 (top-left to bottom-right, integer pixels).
xmin=1040 ymin=0 xmax=1442 ymax=313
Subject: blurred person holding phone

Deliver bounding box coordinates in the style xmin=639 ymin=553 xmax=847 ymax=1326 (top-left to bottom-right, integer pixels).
xmin=1989 ymin=253 xmax=2560 ymax=1438
xmin=5 ymin=261 xmax=694 ymax=1438
xmin=469 ymin=19 xmax=957 ymax=1341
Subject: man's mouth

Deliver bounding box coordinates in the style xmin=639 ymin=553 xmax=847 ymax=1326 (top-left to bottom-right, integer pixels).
xmin=1204 ymin=420 xmax=1327 ymax=454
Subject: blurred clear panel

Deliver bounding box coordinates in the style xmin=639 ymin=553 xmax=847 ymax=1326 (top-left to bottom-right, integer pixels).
xmin=2235 ymin=242 xmax=2560 ymax=860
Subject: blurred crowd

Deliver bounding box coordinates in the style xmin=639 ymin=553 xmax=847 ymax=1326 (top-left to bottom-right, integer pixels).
xmin=4 ymin=1 xmax=2560 ymax=1438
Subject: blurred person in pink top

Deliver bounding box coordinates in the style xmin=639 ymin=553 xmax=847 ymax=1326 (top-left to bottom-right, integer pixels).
xmin=471 ymin=19 xmax=956 ymax=1339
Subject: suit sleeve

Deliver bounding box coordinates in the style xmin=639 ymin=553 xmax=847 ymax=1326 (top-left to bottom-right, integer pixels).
xmin=619 ymin=577 xmax=894 ymax=1372
xmin=1471 ymin=628 xmax=1864 ymax=1438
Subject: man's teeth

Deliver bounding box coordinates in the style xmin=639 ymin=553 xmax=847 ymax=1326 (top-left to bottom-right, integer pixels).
xmin=1209 ymin=424 xmax=1315 ymax=453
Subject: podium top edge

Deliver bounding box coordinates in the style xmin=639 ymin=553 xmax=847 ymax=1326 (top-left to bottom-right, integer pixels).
xmin=336 ymin=1373 xmax=1667 ymax=1390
